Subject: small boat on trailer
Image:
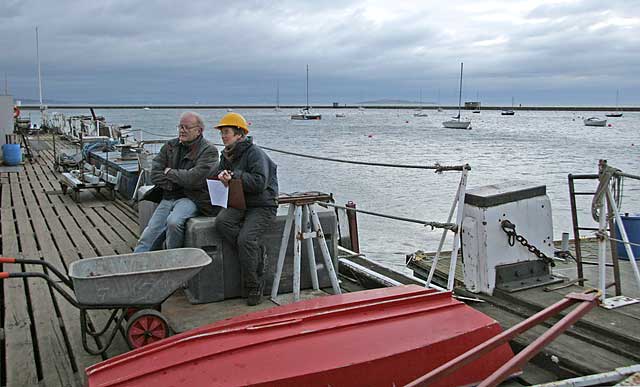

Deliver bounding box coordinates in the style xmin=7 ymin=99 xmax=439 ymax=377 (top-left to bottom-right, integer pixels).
xmin=86 ymin=285 xmax=516 ymax=387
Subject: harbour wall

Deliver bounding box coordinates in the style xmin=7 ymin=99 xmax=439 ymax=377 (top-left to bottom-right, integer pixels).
xmin=17 ymin=105 xmax=640 ymax=111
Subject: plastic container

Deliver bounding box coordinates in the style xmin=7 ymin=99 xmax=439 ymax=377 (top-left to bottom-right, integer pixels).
xmin=615 ymin=213 xmax=640 ymax=260
xmin=2 ymin=144 xmax=22 ymax=166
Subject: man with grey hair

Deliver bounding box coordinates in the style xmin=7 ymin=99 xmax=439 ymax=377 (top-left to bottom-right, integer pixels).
xmin=135 ymin=111 xmax=220 ymax=252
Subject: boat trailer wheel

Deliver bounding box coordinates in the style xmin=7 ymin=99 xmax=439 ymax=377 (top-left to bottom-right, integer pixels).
xmin=125 ymin=309 xmax=171 ymax=349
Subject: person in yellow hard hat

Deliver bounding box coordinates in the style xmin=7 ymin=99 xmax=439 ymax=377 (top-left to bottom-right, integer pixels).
xmin=212 ymin=112 xmax=278 ymax=306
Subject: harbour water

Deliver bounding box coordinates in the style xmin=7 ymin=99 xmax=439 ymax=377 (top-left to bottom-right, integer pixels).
xmin=28 ymin=108 xmax=639 ymax=271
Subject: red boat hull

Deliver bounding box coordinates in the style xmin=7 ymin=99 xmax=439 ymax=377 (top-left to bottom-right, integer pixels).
xmin=87 ymin=285 xmax=515 ymax=387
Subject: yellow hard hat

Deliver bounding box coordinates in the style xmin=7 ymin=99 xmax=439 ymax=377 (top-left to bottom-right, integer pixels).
xmin=215 ymin=112 xmax=249 ymax=134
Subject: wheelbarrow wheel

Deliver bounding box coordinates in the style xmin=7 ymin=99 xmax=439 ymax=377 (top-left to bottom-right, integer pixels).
xmin=125 ymin=309 xmax=171 ymax=349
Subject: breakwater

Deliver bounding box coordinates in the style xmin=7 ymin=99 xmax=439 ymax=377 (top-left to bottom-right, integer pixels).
xmin=17 ymin=104 xmax=640 ymax=111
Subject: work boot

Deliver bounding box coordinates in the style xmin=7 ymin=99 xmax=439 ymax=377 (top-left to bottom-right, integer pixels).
xmin=247 ymin=277 xmax=265 ymax=306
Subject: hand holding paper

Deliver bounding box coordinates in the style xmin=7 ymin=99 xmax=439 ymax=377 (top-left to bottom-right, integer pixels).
xmin=207 ymin=179 xmax=229 ymax=208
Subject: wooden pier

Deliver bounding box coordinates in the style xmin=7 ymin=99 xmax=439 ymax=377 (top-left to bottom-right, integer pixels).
xmin=2 ymin=135 xmax=638 ymax=386
xmin=0 ymin=136 xmax=334 ymax=386
xmin=408 ymin=243 xmax=640 ymax=384
xmin=0 ymin=137 xmax=140 ymax=386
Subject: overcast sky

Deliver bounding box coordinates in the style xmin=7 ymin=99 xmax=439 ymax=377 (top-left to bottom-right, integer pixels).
xmin=2 ymin=0 xmax=639 ymax=105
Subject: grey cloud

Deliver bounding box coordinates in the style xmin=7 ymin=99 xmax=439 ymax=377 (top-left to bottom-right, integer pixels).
xmin=1 ymin=0 xmax=639 ymax=105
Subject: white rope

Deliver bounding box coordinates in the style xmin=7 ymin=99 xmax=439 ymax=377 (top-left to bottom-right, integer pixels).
xmin=596 ymin=232 xmax=640 ymax=248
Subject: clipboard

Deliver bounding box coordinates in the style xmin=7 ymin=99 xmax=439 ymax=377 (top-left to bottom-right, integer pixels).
xmin=227 ymin=178 xmax=246 ymax=209
xmin=209 ymin=176 xmax=246 ymax=209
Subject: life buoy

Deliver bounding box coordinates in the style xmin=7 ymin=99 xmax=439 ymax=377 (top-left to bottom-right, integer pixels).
xmin=13 ymin=106 xmax=20 ymax=118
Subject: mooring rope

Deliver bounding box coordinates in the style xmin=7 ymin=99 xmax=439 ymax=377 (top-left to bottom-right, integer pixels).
xmin=317 ymin=202 xmax=458 ymax=231
xmin=256 ymin=145 xmax=470 ymax=173
xmin=596 ymin=232 xmax=640 ymax=248
xmin=120 ymin=128 xmax=175 ymax=138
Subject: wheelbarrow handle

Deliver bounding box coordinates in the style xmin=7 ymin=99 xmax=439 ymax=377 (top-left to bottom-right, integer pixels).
xmin=0 ymin=256 xmax=73 ymax=289
xmin=0 ymin=271 xmax=80 ymax=308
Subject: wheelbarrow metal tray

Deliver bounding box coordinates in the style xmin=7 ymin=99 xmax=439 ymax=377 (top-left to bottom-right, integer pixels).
xmin=68 ymin=248 xmax=211 ymax=306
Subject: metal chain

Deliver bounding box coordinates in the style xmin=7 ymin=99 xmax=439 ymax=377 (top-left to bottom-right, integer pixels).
xmin=501 ymin=220 xmax=555 ymax=267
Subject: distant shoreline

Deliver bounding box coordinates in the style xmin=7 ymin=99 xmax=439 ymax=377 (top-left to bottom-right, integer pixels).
xmin=17 ymin=104 xmax=639 ymax=112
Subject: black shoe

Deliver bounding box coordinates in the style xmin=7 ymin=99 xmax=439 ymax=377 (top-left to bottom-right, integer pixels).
xmin=247 ymin=277 xmax=265 ymax=306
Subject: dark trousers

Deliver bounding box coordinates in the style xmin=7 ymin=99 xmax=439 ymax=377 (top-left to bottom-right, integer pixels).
xmin=214 ymin=206 xmax=277 ymax=290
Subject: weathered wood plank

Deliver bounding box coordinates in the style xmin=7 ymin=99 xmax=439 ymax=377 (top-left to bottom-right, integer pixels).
xmin=102 ymin=206 xmax=139 ymax=239
xmin=25 ymin=260 xmax=83 ymax=387
xmin=473 ymin=301 xmax=637 ymax=375
xmin=4 ymin=261 xmax=39 ymax=386
xmin=95 ymin=207 xmax=139 ymax=249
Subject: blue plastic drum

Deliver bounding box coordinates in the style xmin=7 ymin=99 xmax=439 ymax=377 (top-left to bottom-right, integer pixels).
xmin=2 ymin=144 xmax=22 ymax=166
xmin=615 ymin=214 xmax=640 ymax=260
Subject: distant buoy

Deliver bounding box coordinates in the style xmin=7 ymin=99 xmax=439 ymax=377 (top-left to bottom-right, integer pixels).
xmin=405 ymin=120 xmax=409 ymax=123
xmin=608 ymin=124 xmax=612 ymax=127
xmin=248 ymin=122 xmax=252 ymax=126
xmin=368 ymin=134 xmax=373 ymax=138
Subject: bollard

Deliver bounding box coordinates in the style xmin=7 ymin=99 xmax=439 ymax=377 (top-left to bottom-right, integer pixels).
xmin=346 ymin=201 xmax=360 ymax=254
xmin=561 ymin=232 xmax=570 ymax=252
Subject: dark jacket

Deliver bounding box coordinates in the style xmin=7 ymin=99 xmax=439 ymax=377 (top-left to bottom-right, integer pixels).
xmin=215 ymin=137 xmax=278 ymax=208
xmin=144 ymin=135 xmax=220 ymax=216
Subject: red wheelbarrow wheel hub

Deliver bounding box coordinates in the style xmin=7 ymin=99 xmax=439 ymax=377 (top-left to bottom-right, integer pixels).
xmin=125 ymin=309 xmax=170 ymax=349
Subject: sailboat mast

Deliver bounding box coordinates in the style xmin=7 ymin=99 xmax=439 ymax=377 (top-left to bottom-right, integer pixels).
xmin=457 ymin=62 xmax=463 ymax=121
xmin=306 ymin=64 xmax=309 ymax=109
xmin=36 ymin=26 xmax=44 ymax=116
xmin=276 ymin=80 xmax=280 ymax=109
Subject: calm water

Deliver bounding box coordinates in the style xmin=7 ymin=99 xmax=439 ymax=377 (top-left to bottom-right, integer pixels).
xmin=31 ymin=108 xmax=640 ymax=271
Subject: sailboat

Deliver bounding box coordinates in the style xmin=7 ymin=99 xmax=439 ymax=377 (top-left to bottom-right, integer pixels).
xmin=472 ymin=91 xmax=481 ymax=113
xmin=291 ymin=65 xmax=321 ymax=120
xmin=414 ymin=89 xmax=428 ymax=117
xmin=437 ymin=89 xmax=443 ymax=112
xmin=35 ymin=26 xmax=47 ymax=129
xmin=274 ymin=81 xmax=281 ymax=112
xmin=442 ymin=63 xmax=471 ymax=130
xmin=501 ymin=97 xmax=515 ymax=116
xmin=605 ymin=89 xmax=623 ymax=117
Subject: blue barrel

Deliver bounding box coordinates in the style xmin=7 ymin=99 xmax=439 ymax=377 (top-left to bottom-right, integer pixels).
xmin=615 ymin=214 xmax=640 ymax=260
xmin=2 ymin=144 xmax=22 ymax=166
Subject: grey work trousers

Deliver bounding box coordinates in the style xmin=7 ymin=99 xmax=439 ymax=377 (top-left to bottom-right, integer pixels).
xmin=214 ymin=206 xmax=277 ymax=290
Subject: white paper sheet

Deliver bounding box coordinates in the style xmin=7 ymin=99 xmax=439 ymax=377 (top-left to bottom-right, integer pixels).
xmin=207 ymin=179 xmax=229 ymax=208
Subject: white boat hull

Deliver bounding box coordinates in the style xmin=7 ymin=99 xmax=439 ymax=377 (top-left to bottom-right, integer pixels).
xmin=442 ymin=120 xmax=471 ymax=130
xmin=291 ymin=114 xmax=321 ymax=120
xmin=584 ymin=118 xmax=607 ymax=127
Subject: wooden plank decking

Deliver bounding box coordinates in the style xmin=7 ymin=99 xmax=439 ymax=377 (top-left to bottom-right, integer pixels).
xmin=408 ymin=239 xmax=640 ymax=383
xmin=0 ymin=138 xmax=139 ymax=386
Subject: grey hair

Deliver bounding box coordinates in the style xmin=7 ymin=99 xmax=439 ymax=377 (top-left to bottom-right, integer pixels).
xmin=180 ymin=111 xmax=205 ymax=129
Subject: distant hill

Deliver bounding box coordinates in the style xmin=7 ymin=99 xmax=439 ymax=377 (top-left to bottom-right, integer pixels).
xmin=357 ymin=99 xmax=435 ymax=105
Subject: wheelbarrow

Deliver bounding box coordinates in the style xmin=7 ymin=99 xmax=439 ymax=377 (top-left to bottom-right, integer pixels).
xmin=0 ymin=248 xmax=211 ymax=355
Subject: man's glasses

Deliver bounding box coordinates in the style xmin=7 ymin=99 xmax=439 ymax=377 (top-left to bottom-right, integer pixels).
xmin=177 ymin=124 xmax=201 ymax=131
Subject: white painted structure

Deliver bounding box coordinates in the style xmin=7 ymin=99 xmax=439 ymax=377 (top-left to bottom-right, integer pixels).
xmin=0 ymin=95 xmax=14 ymax=159
xmin=461 ymin=182 xmax=554 ymax=295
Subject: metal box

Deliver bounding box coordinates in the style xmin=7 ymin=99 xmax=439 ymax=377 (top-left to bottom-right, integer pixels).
xmin=461 ymin=182 xmax=555 ymax=295
xmin=184 ymin=207 xmax=339 ymax=303
xmin=137 ymin=185 xmax=158 ymax=234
